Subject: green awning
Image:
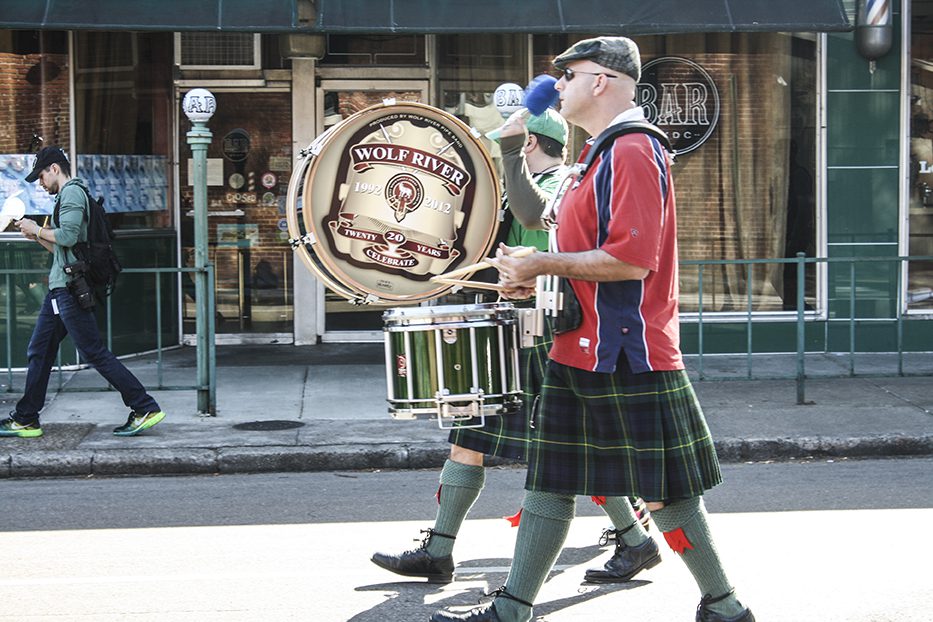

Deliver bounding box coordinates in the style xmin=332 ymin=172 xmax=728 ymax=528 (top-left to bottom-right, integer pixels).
xmin=0 ymin=0 xmax=306 ymax=32
xmin=314 ymin=0 xmax=852 ymax=34
xmin=0 ymin=0 xmax=851 ymax=34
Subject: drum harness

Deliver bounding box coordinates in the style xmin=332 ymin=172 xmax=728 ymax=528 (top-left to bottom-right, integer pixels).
xmin=535 ymin=120 xmax=674 ymax=332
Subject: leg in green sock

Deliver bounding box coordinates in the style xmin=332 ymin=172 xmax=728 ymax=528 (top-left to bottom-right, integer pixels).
xmin=651 ymin=497 xmax=748 ymax=619
xmin=425 ymin=458 xmax=486 ymax=558
xmin=585 ymin=496 xmax=661 ymax=583
xmin=493 ymin=491 xmax=576 ymax=622
xmin=600 ymin=496 xmax=650 ymax=547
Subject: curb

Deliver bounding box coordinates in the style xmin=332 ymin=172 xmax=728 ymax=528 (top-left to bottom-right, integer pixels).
xmin=2 ymin=435 xmax=932 ymax=478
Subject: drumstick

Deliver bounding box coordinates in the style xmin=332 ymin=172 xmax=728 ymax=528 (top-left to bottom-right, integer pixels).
xmin=431 ymin=246 xmax=537 ymax=282
xmin=432 ymin=277 xmax=508 ymax=292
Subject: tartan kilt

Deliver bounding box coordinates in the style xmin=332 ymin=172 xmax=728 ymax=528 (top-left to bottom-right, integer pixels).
xmin=525 ymin=359 xmax=722 ymax=501
xmin=447 ymin=321 xmax=553 ymax=461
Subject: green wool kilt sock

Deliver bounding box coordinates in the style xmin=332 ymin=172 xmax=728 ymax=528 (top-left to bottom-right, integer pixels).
xmin=425 ymin=459 xmax=486 ymax=559
xmin=601 ymin=496 xmax=651 ymax=547
xmin=651 ymin=497 xmax=746 ymax=618
xmin=495 ymin=491 xmax=575 ymax=622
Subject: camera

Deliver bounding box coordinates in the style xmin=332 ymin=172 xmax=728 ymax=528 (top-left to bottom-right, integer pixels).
xmin=63 ymin=260 xmax=96 ymax=310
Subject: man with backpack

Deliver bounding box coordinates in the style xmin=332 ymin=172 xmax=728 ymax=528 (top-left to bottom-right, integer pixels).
xmin=1 ymin=146 xmax=165 ymax=439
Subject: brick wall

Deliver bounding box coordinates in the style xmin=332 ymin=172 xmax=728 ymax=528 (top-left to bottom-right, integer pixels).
xmin=0 ymin=53 xmax=70 ymax=153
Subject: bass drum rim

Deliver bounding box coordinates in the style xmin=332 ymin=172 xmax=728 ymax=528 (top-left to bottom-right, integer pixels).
xmin=286 ymin=101 xmax=501 ymax=305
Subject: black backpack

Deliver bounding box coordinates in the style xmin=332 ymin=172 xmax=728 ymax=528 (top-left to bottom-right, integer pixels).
xmin=54 ymin=183 xmax=122 ymax=298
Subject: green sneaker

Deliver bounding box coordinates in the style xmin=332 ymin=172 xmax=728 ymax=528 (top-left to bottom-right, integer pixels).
xmin=113 ymin=410 xmax=166 ymax=437
xmin=0 ymin=415 xmax=44 ymax=438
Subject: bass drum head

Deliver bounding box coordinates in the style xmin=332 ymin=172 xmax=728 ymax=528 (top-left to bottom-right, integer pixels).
xmin=286 ymin=102 xmax=501 ymax=304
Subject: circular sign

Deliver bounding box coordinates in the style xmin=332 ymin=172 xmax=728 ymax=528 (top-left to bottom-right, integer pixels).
xmin=637 ymin=57 xmax=720 ymax=155
xmin=261 ymin=171 xmax=277 ymax=189
xmin=493 ymin=83 xmax=524 ymax=117
xmin=285 ymin=102 xmax=501 ymax=304
xmin=182 ymin=88 xmax=216 ymax=123
xmin=222 ymin=128 xmax=251 ymax=162
xmin=228 ymin=173 xmax=245 ymax=190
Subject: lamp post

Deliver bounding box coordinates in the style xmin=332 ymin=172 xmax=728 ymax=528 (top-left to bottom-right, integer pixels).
xmin=183 ymin=88 xmax=217 ymax=415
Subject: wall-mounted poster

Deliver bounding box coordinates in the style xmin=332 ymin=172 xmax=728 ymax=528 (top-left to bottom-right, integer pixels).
xmin=0 ymin=154 xmax=56 ymax=216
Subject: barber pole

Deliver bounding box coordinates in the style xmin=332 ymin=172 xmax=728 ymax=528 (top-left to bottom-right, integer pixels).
xmin=856 ymin=0 xmax=893 ymax=72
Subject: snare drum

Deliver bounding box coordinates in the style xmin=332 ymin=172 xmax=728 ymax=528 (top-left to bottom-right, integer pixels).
xmin=384 ymin=303 xmax=522 ymax=428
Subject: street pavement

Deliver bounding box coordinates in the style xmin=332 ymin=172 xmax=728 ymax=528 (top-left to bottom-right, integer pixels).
xmin=1 ymin=344 xmax=931 ymax=478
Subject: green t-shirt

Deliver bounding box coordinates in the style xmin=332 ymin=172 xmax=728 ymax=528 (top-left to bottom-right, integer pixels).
xmin=48 ymin=178 xmax=89 ymax=290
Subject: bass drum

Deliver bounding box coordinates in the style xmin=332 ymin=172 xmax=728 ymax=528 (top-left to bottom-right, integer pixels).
xmin=285 ymin=101 xmax=501 ymax=304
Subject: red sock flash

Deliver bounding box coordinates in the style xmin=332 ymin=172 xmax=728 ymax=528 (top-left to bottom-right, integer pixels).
xmin=503 ymin=508 xmax=522 ymax=527
xmin=591 ymin=496 xmax=607 ymax=506
xmin=436 ymin=484 xmax=442 ymax=505
xmin=663 ymin=527 xmax=694 ymax=554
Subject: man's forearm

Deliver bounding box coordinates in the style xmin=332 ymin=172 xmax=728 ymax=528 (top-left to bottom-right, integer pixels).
xmin=500 ymin=135 xmax=549 ymax=230
xmin=529 ymin=249 xmax=649 ymax=282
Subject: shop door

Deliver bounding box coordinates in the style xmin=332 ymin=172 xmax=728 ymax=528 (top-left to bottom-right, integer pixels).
xmin=179 ymin=90 xmax=294 ymax=343
xmin=315 ymin=81 xmax=428 ymax=342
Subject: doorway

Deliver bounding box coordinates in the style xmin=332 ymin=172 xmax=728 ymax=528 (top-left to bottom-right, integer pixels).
xmin=179 ymin=89 xmax=295 ymax=343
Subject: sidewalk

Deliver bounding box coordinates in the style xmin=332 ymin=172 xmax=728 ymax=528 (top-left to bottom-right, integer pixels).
xmin=1 ymin=344 xmax=931 ymax=478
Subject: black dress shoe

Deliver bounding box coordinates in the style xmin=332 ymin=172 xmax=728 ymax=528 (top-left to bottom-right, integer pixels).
xmin=695 ymin=592 xmax=756 ymax=622
xmin=430 ymin=602 xmax=500 ymax=622
xmin=371 ymin=529 xmax=455 ymax=583
xmin=584 ymin=536 xmax=661 ymax=583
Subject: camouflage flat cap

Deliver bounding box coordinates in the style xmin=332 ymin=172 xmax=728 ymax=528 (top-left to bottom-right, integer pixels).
xmin=553 ymin=36 xmax=641 ymax=82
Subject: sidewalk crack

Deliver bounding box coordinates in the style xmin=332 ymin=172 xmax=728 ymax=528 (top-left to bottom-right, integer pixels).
xmin=866 ymin=378 xmax=932 ymax=416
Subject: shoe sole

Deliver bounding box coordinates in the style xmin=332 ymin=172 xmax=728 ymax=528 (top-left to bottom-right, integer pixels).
xmin=583 ymin=552 xmax=662 ymax=584
xmin=113 ymin=411 xmax=166 ymax=437
xmin=370 ymin=556 xmax=453 ymax=584
xmin=0 ymin=429 xmax=43 ymax=438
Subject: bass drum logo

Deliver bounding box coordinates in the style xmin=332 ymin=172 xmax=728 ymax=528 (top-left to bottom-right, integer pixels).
xmin=386 ymin=172 xmax=425 ymax=222
xmin=637 ymin=57 xmax=720 ymax=155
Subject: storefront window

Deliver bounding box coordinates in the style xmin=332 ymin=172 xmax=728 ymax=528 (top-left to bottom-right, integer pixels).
xmin=74 ymin=32 xmax=173 ymax=230
xmin=909 ymin=5 xmax=933 ymax=311
xmin=641 ymin=34 xmax=818 ymax=314
xmin=0 ymin=31 xmax=70 ymax=220
xmin=437 ymin=34 xmax=529 ymax=165
xmin=178 ymin=91 xmax=294 ymax=335
xmin=0 ymin=31 xmax=70 ymax=345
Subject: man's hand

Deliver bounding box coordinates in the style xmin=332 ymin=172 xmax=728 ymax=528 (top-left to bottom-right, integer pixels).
xmin=486 ymin=244 xmax=541 ymax=291
xmin=497 ymin=109 xmax=529 ymax=140
xmin=14 ymin=218 xmax=38 ymax=240
xmin=498 ymin=284 xmax=537 ymax=300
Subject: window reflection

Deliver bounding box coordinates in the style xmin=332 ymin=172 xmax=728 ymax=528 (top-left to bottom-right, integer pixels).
xmin=909 ymin=7 xmax=933 ymax=310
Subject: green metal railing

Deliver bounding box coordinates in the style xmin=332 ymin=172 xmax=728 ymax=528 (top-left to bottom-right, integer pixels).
xmin=684 ymin=254 xmax=933 ymax=404
xmin=4 ymin=257 xmax=932 ymax=407
xmin=1 ymin=265 xmax=215 ymax=410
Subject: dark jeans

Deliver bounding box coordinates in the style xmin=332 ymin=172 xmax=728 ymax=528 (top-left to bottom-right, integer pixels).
xmin=14 ymin=288 xmax=160 ymax=423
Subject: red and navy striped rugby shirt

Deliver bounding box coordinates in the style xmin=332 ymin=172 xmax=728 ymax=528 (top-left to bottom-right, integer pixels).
xmin=550 ymin=109 xmax=683 ymax=374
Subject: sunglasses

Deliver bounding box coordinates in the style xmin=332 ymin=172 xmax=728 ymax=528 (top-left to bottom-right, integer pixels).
xmin=562 ymin=67 xmax=619 ymax=82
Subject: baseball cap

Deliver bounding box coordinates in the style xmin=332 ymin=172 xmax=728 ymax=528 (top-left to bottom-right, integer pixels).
xmin=486 ymin=108 xmax=568 ymax=146
xmin=25 ymin=146 xmax=69 ymax=183
xmin=553 ymin=36 xmax=641 ymax=82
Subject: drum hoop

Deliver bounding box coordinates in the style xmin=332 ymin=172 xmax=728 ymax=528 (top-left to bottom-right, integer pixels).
xmin=383 ymin=303 xmax=517 ymax=326
xmin=384 ymin=318 xmax=517 ymax=332
xmin=298 ymin=101 xmax=501 ymax=305
xmin=286 ymin=149 xmax=367 ymax=302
